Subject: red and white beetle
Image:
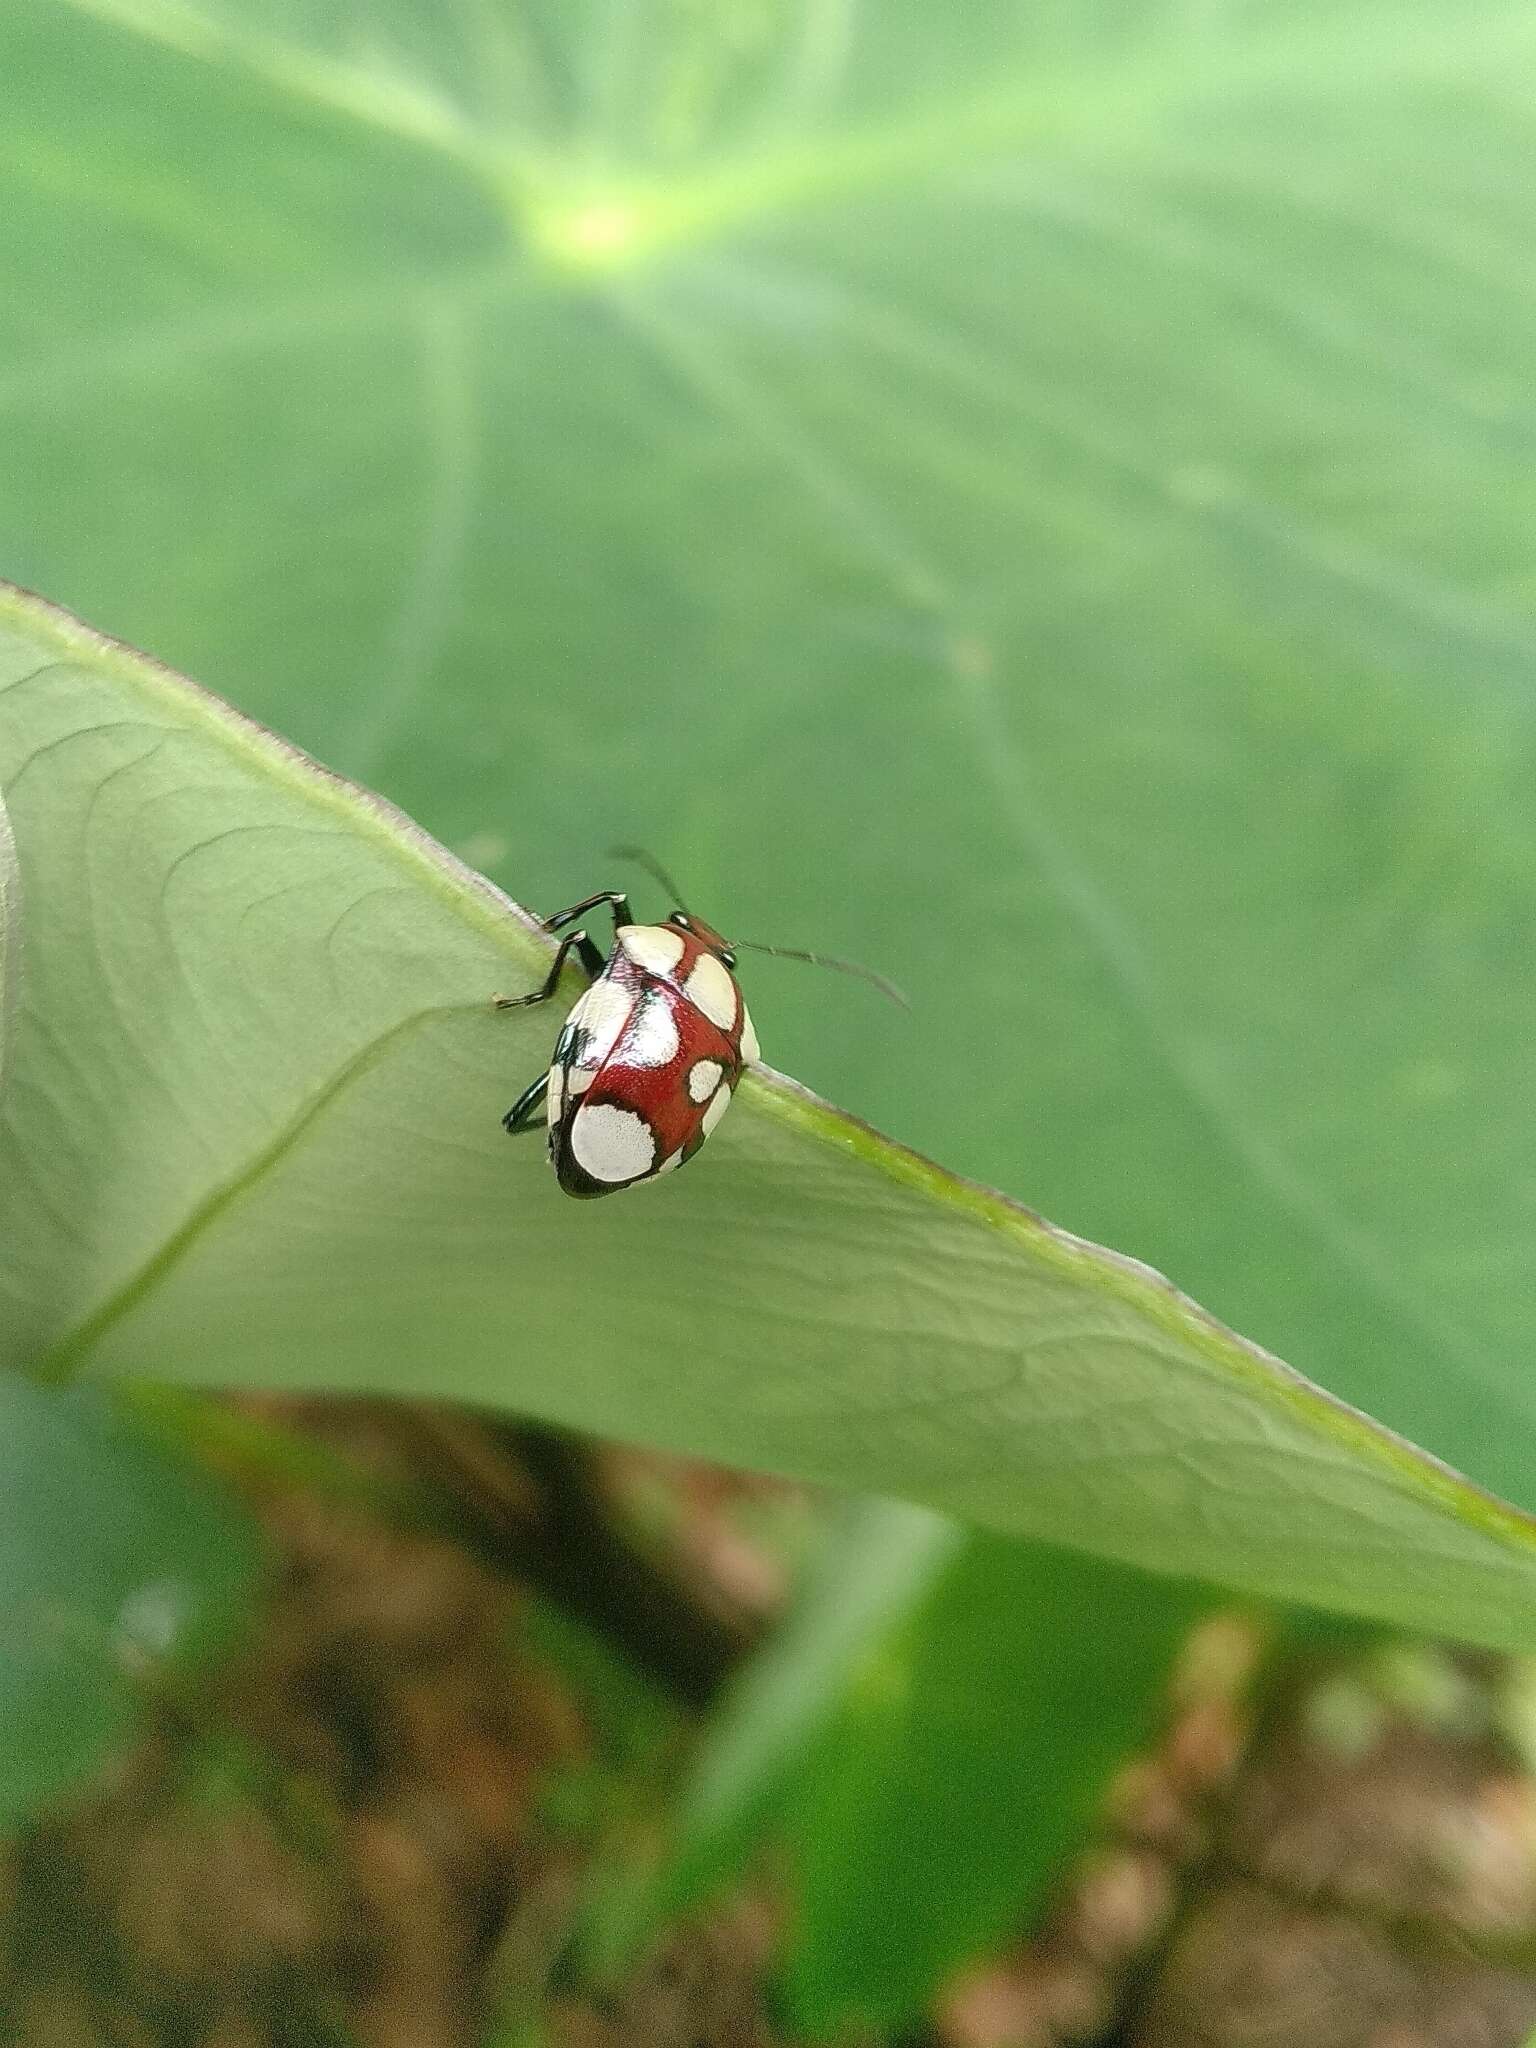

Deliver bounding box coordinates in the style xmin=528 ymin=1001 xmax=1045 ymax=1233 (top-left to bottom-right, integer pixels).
xmin=498 ymin=850 xmax=901 ymax=1198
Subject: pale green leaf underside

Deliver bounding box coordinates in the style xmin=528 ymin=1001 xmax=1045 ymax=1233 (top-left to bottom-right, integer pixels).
xmin=4 ymin=588 xmax=1536 ymax=1652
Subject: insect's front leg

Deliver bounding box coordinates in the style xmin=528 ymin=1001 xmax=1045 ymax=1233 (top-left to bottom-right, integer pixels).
xmin=542 ymin=890 xmax=633 ymax=938
xmin=493 ymin=928 xmax=606 ymax=1010
xmin=501 ymin=1070 xmax=550 ymax=1136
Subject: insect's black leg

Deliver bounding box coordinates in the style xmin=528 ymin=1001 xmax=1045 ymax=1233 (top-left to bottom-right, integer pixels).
xmin=493 ymin=928 xmax=602 ymax=1010
xmin=502 ymin=1071 xmax=550 ymax=1135
xmin=543 ymin=890 xmax=633 ymax=937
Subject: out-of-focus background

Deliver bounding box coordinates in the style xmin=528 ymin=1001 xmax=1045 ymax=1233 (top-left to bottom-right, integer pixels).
xmin=5 ymin=2 xmax=1536 ymax=2043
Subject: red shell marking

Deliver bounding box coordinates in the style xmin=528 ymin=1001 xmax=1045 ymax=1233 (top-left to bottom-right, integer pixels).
xmin=545 ymin=921 xmax=759 ymax=1198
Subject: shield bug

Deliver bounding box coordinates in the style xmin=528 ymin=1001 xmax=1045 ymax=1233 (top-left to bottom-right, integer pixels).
xmin=497 ymin=849 xmax=903 ymax=1198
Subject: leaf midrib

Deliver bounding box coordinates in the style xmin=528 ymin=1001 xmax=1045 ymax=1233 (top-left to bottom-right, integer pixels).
xmin=50 ymin=0 xmax=1536 ymax=273
xmin=35 ymin=998 xmax=482 ymax=1383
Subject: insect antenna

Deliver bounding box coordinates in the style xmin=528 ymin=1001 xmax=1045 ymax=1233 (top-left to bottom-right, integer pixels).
xmin=609 ymin=845 xmax=907 ymax=1007
xmin=728 ymin=938 xmax=910 ymax=1011
xmin=607 ymin=843 xmax=694 ymax=913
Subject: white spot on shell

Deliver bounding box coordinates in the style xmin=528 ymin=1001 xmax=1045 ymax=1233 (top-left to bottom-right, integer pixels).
xmin=545 ymin=1065 xmax=565 ymax=1123
xmin=626 ymin=997 xmax=681 ymax=1068
xmin=618 ymin=923 xmax=686 ymax=974
xmin=685 ymin=952 xmax=738 ymax=1030
xmin=739 ymin=1004 xmax=760 ymax=1065
xmin=567 ymin=978 xmax=633 ymax=1066
xmin=687 ymin=1058 xmax=723 ymax=1103
xmin=700 ymin=1082 xmax=734 ymax=1140
xmin=571 ymin=1103 xmax=656 ymax=1184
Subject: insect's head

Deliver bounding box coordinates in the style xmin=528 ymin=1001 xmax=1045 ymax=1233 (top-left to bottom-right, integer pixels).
xmin=667 ymin=907 xmax=736 ymax=969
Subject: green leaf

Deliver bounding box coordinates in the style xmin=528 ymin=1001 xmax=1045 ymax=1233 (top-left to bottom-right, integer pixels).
xmin=781 ymin=1531 xmax=1211 ymax=2033
xmin=0 ymin=1371 xmax=261 ymax=1822
xmin=7 ymin=588 xmax=1536 ymax=1658
xmin=592 ymin=1504 xmax=1209 ymax=2035
xmin=588 ymin=1500 xmax=964 ymax=1973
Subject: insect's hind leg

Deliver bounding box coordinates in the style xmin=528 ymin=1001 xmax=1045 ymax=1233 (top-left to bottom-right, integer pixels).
xmin=493 ymin=927 xmax=606 ymax=1011
xmin=502 ymin=1071 xmax=550 ymax=1135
